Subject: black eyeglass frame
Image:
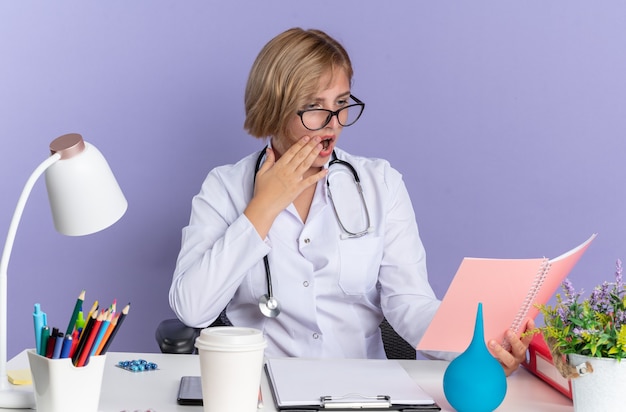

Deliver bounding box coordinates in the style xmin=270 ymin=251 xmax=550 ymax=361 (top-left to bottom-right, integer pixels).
xmin=296 ymin=94 xmax=365 ymax=131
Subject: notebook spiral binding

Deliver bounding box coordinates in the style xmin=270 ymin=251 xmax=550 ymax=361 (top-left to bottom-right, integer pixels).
xmin=509 ymin=258 xmax=551 ymax=341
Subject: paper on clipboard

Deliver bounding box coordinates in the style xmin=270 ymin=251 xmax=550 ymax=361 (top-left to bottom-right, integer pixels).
xmin=265 ymin=357 xmax=439 ymax=410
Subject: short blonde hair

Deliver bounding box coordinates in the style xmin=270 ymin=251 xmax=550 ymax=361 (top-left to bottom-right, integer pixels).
xmin=244 ymin=28 xmax=354 ymax=139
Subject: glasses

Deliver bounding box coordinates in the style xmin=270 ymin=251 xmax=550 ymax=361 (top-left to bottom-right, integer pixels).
xmin=297 ymin=95 xmax=365 ymax=131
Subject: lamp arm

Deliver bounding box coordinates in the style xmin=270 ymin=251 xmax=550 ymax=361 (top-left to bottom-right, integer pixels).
xmin=0 ymin=153 xmax=60 ymax=408
xmin=0 ymin=154 xmax=61 ymax=282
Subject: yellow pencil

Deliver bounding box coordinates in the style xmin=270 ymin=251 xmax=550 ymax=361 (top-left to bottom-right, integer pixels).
xmin=85 ymin=300 xmax=99 ymax=327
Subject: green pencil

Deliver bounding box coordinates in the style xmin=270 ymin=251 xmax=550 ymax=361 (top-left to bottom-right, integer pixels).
xmin=65 ymin=290 xmax=85 ymax=335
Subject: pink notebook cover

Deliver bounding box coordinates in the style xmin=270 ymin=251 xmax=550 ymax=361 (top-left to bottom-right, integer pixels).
xmin=417 ymin=234 xmax=596 ymax=353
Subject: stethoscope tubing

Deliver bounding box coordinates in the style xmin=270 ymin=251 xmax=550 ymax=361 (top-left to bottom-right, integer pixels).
xmin=253 ymin=146 xmax=368 ymax=317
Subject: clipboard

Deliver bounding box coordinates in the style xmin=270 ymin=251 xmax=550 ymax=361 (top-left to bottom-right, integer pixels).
xmin=265 ymin=358 xmax=440 ymax=411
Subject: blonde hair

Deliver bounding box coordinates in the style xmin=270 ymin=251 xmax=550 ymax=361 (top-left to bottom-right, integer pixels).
xmin=244 ymin=28 xmax=353 ymax=139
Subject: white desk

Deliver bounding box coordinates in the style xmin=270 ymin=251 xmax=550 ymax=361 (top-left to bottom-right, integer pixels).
xmin=8 ymin=350 xmax=573 ymax=411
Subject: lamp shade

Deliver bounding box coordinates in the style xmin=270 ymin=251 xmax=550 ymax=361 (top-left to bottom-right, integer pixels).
xmin=44 ymin=133 xmax=127 ymax=236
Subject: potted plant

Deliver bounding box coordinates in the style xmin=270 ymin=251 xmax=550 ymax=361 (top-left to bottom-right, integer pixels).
xmin=533 ymin=259 xmax=626 ymax=411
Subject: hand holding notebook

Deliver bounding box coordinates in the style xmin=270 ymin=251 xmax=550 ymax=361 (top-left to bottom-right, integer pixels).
xmin=417 ymin=234 xmax=596 ymax=353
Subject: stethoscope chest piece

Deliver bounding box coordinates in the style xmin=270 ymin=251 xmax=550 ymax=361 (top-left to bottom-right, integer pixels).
xmin=258 ymin=294 xmax=281 ymax=318
xmin=259 ymin=254 xmax=281 ymax=318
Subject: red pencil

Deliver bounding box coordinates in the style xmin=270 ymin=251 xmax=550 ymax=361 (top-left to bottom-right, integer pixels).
xmin=71 ymin=311 xmax=93 ymax=364
xmin=69 ymin=330 xmax=80 ymax=358
xmin=76 ymin=311 xmax=105 ymax=367
xmin=71 ymin=311 xmax=97 ymax=366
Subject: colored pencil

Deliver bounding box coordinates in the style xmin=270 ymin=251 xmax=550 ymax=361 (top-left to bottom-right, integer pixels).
xmin=65 ymin=290 xmax=85 ymax=336
xmin=94 ymin=313 xmax=118 ymax=356
xmin=31 ymin=293 xmax=129 ymax=366
xmin=84 ymin=300 xmax=99 ymax=329
xmin=99 ymin=303 xmax=129 ymax=354
xmin=69 ymin=330 xmax=80 ymax=358
xmin=72 ymin=311 xmax=96 ymax=365
xmin=89 ymin=310 xmax=112 ymax=357
xmin=76 ymin=311 xmax=105 ymax=367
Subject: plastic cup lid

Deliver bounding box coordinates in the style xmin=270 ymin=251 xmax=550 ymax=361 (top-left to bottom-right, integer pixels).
xmin=195 ymin=326 xmax=267 ymax=351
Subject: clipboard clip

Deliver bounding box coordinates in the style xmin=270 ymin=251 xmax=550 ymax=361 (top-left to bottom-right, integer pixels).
xmin=320 ymin=394 xmax=391 ymax=409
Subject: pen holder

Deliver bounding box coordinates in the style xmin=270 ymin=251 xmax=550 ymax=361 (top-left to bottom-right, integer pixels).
xmin=27 ymin=349 xmax=106 ymax=412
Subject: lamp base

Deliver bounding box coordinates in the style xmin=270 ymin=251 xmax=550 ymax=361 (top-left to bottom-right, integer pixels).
xmin=0 ymin=388 xmax=35 ymax=409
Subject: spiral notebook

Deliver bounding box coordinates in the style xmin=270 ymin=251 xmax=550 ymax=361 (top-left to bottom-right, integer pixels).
xmin=417 ymin=234 xmax=596 ymax=353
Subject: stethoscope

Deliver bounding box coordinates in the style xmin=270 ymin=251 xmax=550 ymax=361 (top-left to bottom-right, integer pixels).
xmin=253 ymin=146 xmax=372 ymax=317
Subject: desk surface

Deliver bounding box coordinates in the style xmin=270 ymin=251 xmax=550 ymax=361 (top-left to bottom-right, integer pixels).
xmin=8 ymin=350 xmax=573 ymax=411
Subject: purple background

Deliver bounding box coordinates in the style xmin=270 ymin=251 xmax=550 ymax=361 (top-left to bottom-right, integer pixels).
xmin=1 ymin=1 xmax=625 ymax=358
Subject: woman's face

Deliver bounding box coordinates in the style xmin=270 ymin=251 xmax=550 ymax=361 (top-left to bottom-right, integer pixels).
xmin=272 ymin=68 xmax=350 ymax=170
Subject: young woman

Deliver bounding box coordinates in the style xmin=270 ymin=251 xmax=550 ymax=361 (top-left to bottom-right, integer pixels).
xmin=169 ymin=27 xmax=532 ymax=375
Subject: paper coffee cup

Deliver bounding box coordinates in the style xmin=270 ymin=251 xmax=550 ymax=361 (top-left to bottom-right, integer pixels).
xmin=195 ymin=327 xmax=267 ymax=412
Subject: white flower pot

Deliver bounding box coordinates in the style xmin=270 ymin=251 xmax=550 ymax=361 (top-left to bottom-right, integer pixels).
xmin=568 ymin=353 xmax=626 ymax=412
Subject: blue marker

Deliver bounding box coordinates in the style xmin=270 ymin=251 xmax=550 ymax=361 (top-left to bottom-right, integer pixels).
xmin=33 ymin=303 xmax=47 ymax=355
xmin=52 ymin=331 xmax=64 ymax=359
xmin=60 ymin=334 xmax=73 ymax=358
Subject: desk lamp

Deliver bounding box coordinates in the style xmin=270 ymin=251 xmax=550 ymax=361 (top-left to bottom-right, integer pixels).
xmin=0 ymin=133 xmax=128 ymax=408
